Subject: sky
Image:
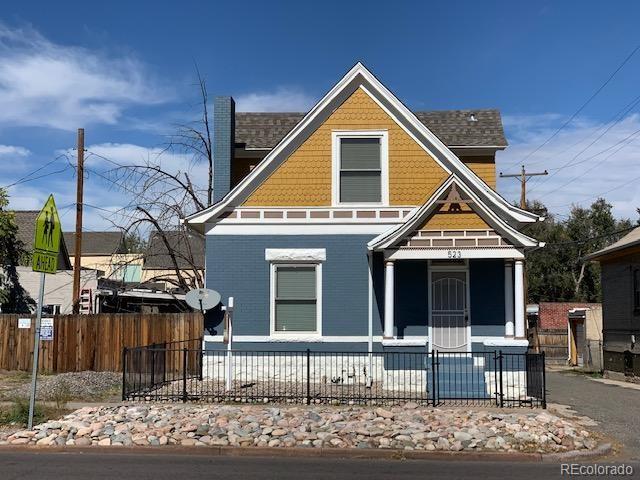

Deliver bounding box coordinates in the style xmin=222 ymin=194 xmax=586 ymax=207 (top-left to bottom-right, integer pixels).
xmin=2 ymin=0 xmax=640 ymax=231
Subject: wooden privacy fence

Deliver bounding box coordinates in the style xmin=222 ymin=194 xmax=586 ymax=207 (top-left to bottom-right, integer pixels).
xmin=0 ymin=312 xmax=203 ymax=373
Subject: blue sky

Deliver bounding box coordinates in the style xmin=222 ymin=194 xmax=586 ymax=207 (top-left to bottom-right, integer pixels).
xmin=2 ymin=1 xmax=640 ymax=230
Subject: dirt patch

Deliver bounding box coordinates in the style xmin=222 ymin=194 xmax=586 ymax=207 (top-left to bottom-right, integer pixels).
xmin=0 ymin=370 xmax=121 ymax=403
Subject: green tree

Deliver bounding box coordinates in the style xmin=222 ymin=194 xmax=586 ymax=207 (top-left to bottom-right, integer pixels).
xmin=0 ymin=188 xmax=35 ymax=313
xmin=525 ymin=198 xmax=635 ymax=303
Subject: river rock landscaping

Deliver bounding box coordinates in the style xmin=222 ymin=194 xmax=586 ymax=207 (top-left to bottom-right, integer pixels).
xmin=0 ymin=403 xmax=599 ymax=453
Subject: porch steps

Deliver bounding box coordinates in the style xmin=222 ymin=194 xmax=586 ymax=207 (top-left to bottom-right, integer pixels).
xmin=426 ymin=356 xmax=492 ymax=400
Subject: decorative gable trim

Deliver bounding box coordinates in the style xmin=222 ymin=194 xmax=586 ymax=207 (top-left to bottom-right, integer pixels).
xmin=183 ymin=63 xmax=540 ymax=231
xmin=368 ymin=175 xmax=540 ymax=250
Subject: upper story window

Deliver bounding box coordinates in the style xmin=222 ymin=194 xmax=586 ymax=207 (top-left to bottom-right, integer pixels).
xmin=332 ymin=131 xmax=388 ymax=205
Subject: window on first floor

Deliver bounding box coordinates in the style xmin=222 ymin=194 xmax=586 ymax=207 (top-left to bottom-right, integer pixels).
xmin=272 ymin=263 xmax=320 ymax=333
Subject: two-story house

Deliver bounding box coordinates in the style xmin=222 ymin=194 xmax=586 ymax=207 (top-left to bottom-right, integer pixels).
xmin=184 ymin=63 xmax=543 ymax=358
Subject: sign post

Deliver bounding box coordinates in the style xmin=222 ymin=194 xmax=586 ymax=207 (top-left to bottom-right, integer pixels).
xmin=27 ymin=194 xmax=60 ymax=429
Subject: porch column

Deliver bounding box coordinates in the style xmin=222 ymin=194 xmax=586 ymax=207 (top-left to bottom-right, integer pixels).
xmin=514 ymin=260 xmax=525 ymax=338
xmin=384 ymin=260 xmax=395 ymax=338
xmin=504 ymin=261 xmax=514 ymax=337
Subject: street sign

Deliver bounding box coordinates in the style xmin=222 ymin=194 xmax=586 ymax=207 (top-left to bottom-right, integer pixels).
xmin=41 ymin=318 xmax=54 ymax=340
xmin=18 ymin=318 xmax=31 ymax=329
xmin=32 ymin=194 xmax=61 ymax=274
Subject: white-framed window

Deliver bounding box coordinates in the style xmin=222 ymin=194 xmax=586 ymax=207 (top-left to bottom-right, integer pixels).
xmin=269 ymin=262 xmax=322 ymax=336
xmin=332 ymin=130 xmax=389 ymax=205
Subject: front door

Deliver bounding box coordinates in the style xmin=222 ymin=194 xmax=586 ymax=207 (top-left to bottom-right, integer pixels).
xmin=430 ymin=271 xmax=469 ymax=352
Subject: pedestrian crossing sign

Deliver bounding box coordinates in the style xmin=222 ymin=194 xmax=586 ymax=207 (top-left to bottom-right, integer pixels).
xmin=32 ymin=195 xmax=61 ymax=274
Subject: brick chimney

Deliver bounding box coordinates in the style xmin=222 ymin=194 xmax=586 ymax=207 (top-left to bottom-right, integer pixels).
xmin=213 ymin=96 xmax=235 ymax=203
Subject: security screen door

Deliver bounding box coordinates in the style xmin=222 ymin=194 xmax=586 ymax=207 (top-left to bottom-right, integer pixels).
xmin=431 ymin=271 xmax=468 ymax=351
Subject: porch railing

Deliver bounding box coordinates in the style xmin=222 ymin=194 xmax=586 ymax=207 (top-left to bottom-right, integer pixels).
xmin=123 ymin=346 xmax=546 ymax=408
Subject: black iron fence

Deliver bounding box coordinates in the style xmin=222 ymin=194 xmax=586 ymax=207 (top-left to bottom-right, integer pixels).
xmin=123 ymin=346 xmax=546 ymax=408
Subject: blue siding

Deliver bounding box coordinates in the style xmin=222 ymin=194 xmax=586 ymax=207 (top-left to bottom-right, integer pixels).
xmin=469 ymin=259 xmax=506 ymax=336
xmin=206 ymin=235 xmax=375 ymax=338
xmin=394 ymin=260 xmax=429 ymax=337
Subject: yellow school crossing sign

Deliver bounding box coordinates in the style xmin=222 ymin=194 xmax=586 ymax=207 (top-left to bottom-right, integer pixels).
xmin=32 ymin=194 xmax=61 ymax=274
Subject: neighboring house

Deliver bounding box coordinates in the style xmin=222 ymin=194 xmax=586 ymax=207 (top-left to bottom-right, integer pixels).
xmin=13 ymin=211 xmax=99 ymax=314
xmin=528 ymin=302 xmax=602 ymax=370
xmin=184 ymin=63 xmax=543 ymax=357
xmin=64 ymin=231 xmax=143 ymax=283
xmin=585 ymin=227 xmax=640 ymax=379
xmin=141 ymin=231 xmax=205 ymax=291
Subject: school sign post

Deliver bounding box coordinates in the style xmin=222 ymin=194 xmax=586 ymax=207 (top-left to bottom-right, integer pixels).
xmin=27 ymin=194 xmax=61 ymax=429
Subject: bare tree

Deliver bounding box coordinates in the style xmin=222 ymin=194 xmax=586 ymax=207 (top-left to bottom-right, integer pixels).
xmin=96 ymin=69 xmax=213 ymax=292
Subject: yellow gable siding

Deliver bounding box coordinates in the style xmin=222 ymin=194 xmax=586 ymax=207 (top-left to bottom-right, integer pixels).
xmin=242 ymin=88 xmax=449 ymax=206
xmin=418 ymin=207 xmax=491 ymax=230
xmin=462 ymin=157 xmax=496 ymax=189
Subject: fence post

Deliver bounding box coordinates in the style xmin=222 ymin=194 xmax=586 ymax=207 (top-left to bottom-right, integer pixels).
xmin=182 ymin=347 xmax=188 ymax=403
xmin=121 ymin=347 xmax=127 ymax=401
xmin=431 ymin=349 xmax=437 ymax=407
xmin=150 ymin=346 xmax=155 ymax=388
xmin=306 ymin=349 xmax=311 ymax=405
xmin=199 ymin=336 xmax=204 ymax=382
xmin=541 ymin=351 xmax=547 ymax=409
xmin=498 ymin=350 xmax=504 ymax=408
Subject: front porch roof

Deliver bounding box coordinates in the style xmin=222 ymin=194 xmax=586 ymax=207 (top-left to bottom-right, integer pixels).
xmin=368 ymin=175 xmax=542 ymax=252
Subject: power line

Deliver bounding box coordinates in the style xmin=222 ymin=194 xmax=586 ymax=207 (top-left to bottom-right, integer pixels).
xmin=502 ymin=43 xmax=640 ymax=173
xmin=499 ymin=165 xmax=548 ymax=209
xmin=2 ymin=153 xmax=72 ymax=189
xmin=543 ymin=224 xmax=637 ymax=248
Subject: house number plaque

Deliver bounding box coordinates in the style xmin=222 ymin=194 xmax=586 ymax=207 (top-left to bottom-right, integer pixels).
xmin=447 ymin=250 xmax=462 ymax=259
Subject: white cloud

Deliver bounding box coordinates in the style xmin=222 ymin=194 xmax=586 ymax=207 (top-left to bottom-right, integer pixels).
xmin=0 ymin=23 xmax=170 ymax=130
xmin=497 ymin=113 xmax=640 ymax=220
xmin=0 ymin=144 xmax=30 ymax=157
xmin=235 ymin=87 xmax=316 ymax=112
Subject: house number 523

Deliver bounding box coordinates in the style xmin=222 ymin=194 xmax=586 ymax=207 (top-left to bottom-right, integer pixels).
xmin=447 ymin=250 xmax=462 ymax=259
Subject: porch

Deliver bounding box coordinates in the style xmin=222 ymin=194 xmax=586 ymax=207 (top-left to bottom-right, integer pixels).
xmin=373 ymin=254 xmax=527 ymax=353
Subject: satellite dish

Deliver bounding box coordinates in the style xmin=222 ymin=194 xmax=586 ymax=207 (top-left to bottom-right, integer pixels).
xmin=185 ymin=288 xmax=221 ymax=312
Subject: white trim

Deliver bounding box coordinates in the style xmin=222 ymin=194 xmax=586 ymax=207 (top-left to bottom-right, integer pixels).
xmin=269 ymin=262 xmax=323 ymax=338
xmin=504 ymin=261 xmax=514 ymax=337
xmin=265 ymin=248 xmax=326 ymax=262
xmin=183 ymin=63 xmax=540 ymax=230
xmin=514 ymin=260 xmax=526 ymax=338
xmin=385 ymin=248 xmax=525 ymax=260
xmin=206 ymin=224 xmax=393 ymax=235
xmin=202 ymin=334 xmax=525 ymax=346
xmin=477 ymin=337 xmax=529 ymax=347
xmin=204 ymin=335 xmax=429 ymax=343
xmin=331 ymin=129 xmax=389 ymax=206
xmin=383 ymin=260 xmax=395 ymax=338
xmin=381 ymin=338 xmax=427 ymax=347
xmin=368 ymin=175 xmax=539 ymax=251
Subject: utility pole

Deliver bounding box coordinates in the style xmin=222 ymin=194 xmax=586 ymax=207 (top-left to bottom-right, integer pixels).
xmin=499 ymin=165 xmax=548 ymax=210
xmin=72 ymin=128 xmax=84 ymax=314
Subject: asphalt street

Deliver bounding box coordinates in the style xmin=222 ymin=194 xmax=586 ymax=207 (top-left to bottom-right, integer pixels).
xmin=546 ymin=370 xmax=640 ymax=460
xmin=2 ymin=451 xmax=639 ymax=480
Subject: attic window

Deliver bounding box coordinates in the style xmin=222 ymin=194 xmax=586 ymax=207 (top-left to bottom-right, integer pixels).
xmin=468 ymin=113 xmax=478 ymax=122
xmin=332 ymin=131 xmax=389 ymax=205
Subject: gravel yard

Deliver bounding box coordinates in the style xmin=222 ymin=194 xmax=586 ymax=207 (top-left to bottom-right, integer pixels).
xmin=0 ymin=403 xmax=600 ymax=453
xmin=0 ymin=371 xmax=121 ymax=402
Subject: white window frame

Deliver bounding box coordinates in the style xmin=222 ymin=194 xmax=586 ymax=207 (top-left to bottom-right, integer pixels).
xmin=331 ymin=130 xmax=389 ymax=206
xmin=269 ymin=261 xmax=323 ymax=338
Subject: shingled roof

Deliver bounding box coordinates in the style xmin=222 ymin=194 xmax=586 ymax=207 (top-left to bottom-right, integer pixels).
xmin=13 ymin=210 xmax=72 ymax=269
xmin=143 ymin=231 xmax=205 ymax=270
xmin=63 ymin=231 xmax=124 ymax=256
xmin=235 ymin=109 xmax=507 ymax=150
